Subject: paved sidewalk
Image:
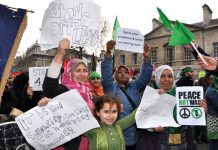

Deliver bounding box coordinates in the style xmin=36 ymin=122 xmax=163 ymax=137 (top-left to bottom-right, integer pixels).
xmin=197 ymin=143 xmax=209 ymax=150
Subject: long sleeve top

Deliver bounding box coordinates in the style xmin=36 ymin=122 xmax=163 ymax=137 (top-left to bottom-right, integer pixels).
xmin=84 ymin=110 xmax=136 ymax=150
xmin=101 ymin=57 xmax=152 ymax=145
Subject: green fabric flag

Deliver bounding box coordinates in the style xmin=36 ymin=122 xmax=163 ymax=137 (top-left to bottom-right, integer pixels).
xmin=169 ymin=21 xmax=196 ymax=46
xmin=157 ymin=7 xmax=172 ymax=31
xmin=112 ymin=16 xmax=120 ymax=40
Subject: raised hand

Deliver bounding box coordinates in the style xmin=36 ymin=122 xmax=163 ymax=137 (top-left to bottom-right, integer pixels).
xmin=106 ymin=40 xmax=116 ymax=53
xmin=143 ymin=43 xmax=151 ymax=60
xmin=58 ymin=38 xmax=70 ymax=56
xmin=55 ymin=38 xmax=70 ymax=63
xmin=197 ymin=55 xmax=217 ymax=71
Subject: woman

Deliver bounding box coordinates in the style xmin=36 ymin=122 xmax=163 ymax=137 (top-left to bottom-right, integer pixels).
xmin=42 ymin=38 xmax=94 ymax=150
xmin=89 ymin=71 xmax=104 ymax=97
xmin=136 ymin=65 xmax=198 ymax=150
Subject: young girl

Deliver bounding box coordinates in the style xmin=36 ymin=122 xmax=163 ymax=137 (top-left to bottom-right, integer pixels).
xmin=84 ymin=95 xmax=136 ymax=150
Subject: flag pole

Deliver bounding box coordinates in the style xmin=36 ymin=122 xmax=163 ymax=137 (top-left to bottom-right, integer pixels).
xmin=190 ymin=41 xmax=208 ymax=66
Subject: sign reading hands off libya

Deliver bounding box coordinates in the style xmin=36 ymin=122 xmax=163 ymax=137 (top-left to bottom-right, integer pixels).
xmin=176 ymin=86 xmax=206 ymax=125
xmin=15 ymin=90 xmax=99 ymax=150
xmin=40 ymin=0 xmax=100 ymax=50
xmin=136 ymin=86 xmax=180 ymax=129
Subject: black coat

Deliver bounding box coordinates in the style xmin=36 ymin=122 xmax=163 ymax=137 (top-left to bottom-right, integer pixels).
xmin=43 ymin=75 xmax=80 ymax=150
xmin=0 ymin=89 xmax=19 ymax=115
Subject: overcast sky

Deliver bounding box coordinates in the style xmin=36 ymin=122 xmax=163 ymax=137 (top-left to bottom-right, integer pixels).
xmin=1 ymin=0 xmax=218 ymax=55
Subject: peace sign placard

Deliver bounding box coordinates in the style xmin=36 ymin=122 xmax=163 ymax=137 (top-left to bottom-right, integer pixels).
xmin=176 ymin=86 xmax=206 ymax=126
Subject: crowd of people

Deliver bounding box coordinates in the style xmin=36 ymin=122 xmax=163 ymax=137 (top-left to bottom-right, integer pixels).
xmin=0 ymin=38 xmax=218 ymax=150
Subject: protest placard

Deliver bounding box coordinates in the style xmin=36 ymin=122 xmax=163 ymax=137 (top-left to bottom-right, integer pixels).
xmin=29 ymin=67 xmax=48 ymax=91
xmin=40 ymin=0 xmax=100 ymax=50
xmin=115 ymin=28 xmax=144 ymax=53
xmin=15 ymin=90 xmax=99 ymax=150
xmin=176 ymin=86 xmax=206 ymax=125
xmin=136 ymin=86 xmax=180 ymax=129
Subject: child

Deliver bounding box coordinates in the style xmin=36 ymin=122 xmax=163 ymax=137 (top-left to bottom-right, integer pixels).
xmin=84 ymin=95 xmax=136 ymax=150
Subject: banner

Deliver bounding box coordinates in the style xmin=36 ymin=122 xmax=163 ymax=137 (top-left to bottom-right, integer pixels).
xmin=15 ymin=90 xmax=99 ymax=150
xmin=40 ymin=0 xmax=100 ymax=50
xmin=0 ymin=4 xmax=27 ymax=102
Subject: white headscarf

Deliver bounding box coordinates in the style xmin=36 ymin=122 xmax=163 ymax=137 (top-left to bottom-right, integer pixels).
xmin=155 ymin=65 xmax=174 ymax=88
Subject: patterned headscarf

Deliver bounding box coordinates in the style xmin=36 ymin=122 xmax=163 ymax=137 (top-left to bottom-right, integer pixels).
xmin=155 ymin=65 xmax=174 ymax=88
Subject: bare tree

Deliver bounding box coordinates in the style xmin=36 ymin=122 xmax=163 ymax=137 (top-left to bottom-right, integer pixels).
xmin=100 ymin=16 xmax=111 ymax=50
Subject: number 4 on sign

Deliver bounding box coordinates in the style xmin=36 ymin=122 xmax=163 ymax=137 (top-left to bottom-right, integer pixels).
xmin=35 ymin=77 xmax=41 ymax=86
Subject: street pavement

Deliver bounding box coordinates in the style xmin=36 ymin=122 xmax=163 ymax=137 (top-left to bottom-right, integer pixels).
xmin=197 ymin=143 xmax=209 ymax=150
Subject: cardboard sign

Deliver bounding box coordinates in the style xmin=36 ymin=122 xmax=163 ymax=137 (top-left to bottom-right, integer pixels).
xmin=176 ymin=86 xmax=206 ymax=125
xmin=40 ymin=0 xmax=100 ymax=50
xmin=115 ymin=28 xmax=144 ymax=53
xmin=29 ymin=67 xmax=48 ymax=91
xmin=15 ymin=90 xmax=99 ymax=150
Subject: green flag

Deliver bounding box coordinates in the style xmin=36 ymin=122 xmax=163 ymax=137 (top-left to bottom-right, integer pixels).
xmin=169 ymin=21 xmax=196 ymax=46
xmin=157 ymin=7 xmax=172 ymax=31
xmin=112 ymin=16 xmax=120 ymax=40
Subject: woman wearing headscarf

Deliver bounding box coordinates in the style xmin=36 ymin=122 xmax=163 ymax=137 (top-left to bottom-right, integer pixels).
xmin=88 ymin=71 xmax=104 ymax=97
xmin=136 ymin=65 xmax=197 ymax=150
xmin=41 ymin=38 xmax=94 ymax=150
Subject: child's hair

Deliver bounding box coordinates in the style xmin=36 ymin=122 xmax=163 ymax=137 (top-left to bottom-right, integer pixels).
xmin=94 ymin=95 xmax=122 ymax=121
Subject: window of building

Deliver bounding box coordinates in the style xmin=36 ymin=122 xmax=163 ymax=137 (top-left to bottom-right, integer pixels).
xmin=151 ymin=48 xmax=157 ymax=64
xmin=120 ymin=55 xmax=125 ymax=65
xmin=166 ymin=47 xmax=174 ymax=62
xmin=132 ymin=53 xmax=137 ymax=64
xmin=214 ymin=43 xmax=218 ymax=57
xmin=184 ymin=47 xmax=192 ymax=60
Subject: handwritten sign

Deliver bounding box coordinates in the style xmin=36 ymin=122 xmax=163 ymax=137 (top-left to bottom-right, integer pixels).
xmin=40 ymin=0 xmax=100 ymax=50
xmin=115 ymin=28 xmax=144 ymax=53
xmin=136 ymin=86 xmax=180 ymax=128
xmin=29 ymin=67 xmax=48 ymax=91
xmin=15 ymin=90 xmax=99 ymax=150
xmin=176 ymin=86 xmax=206 ymax=125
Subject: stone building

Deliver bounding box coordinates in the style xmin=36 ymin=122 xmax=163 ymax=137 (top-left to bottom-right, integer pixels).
xmin=113 ymin=4 xmax=218 ymax=78
xmin=14 ymin=42 xmax=57 ymax=71
xmin=14 ymin=42 xmax=94 ymax=72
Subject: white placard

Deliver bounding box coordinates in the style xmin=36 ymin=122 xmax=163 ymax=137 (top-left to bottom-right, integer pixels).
xmin=115 ymin=28 xmax=144 ymax=53
xmin=176 ymin=86 xmax=206 ymax=125
xmin=40 ymin=0 xmax=100 ymax=50
xmin=29 ymin=67 xmax=49 ymax=91
xmin=15 ymin=90 xmax=99 ymax=150
xmin=136 ymin=86 xmax=180 ymax=128
xmin=96 ymin=62 xmax=101 ymax=76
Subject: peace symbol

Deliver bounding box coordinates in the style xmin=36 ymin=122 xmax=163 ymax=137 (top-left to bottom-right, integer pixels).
xmin=179 ymin=108 xmax=190 ymax=119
